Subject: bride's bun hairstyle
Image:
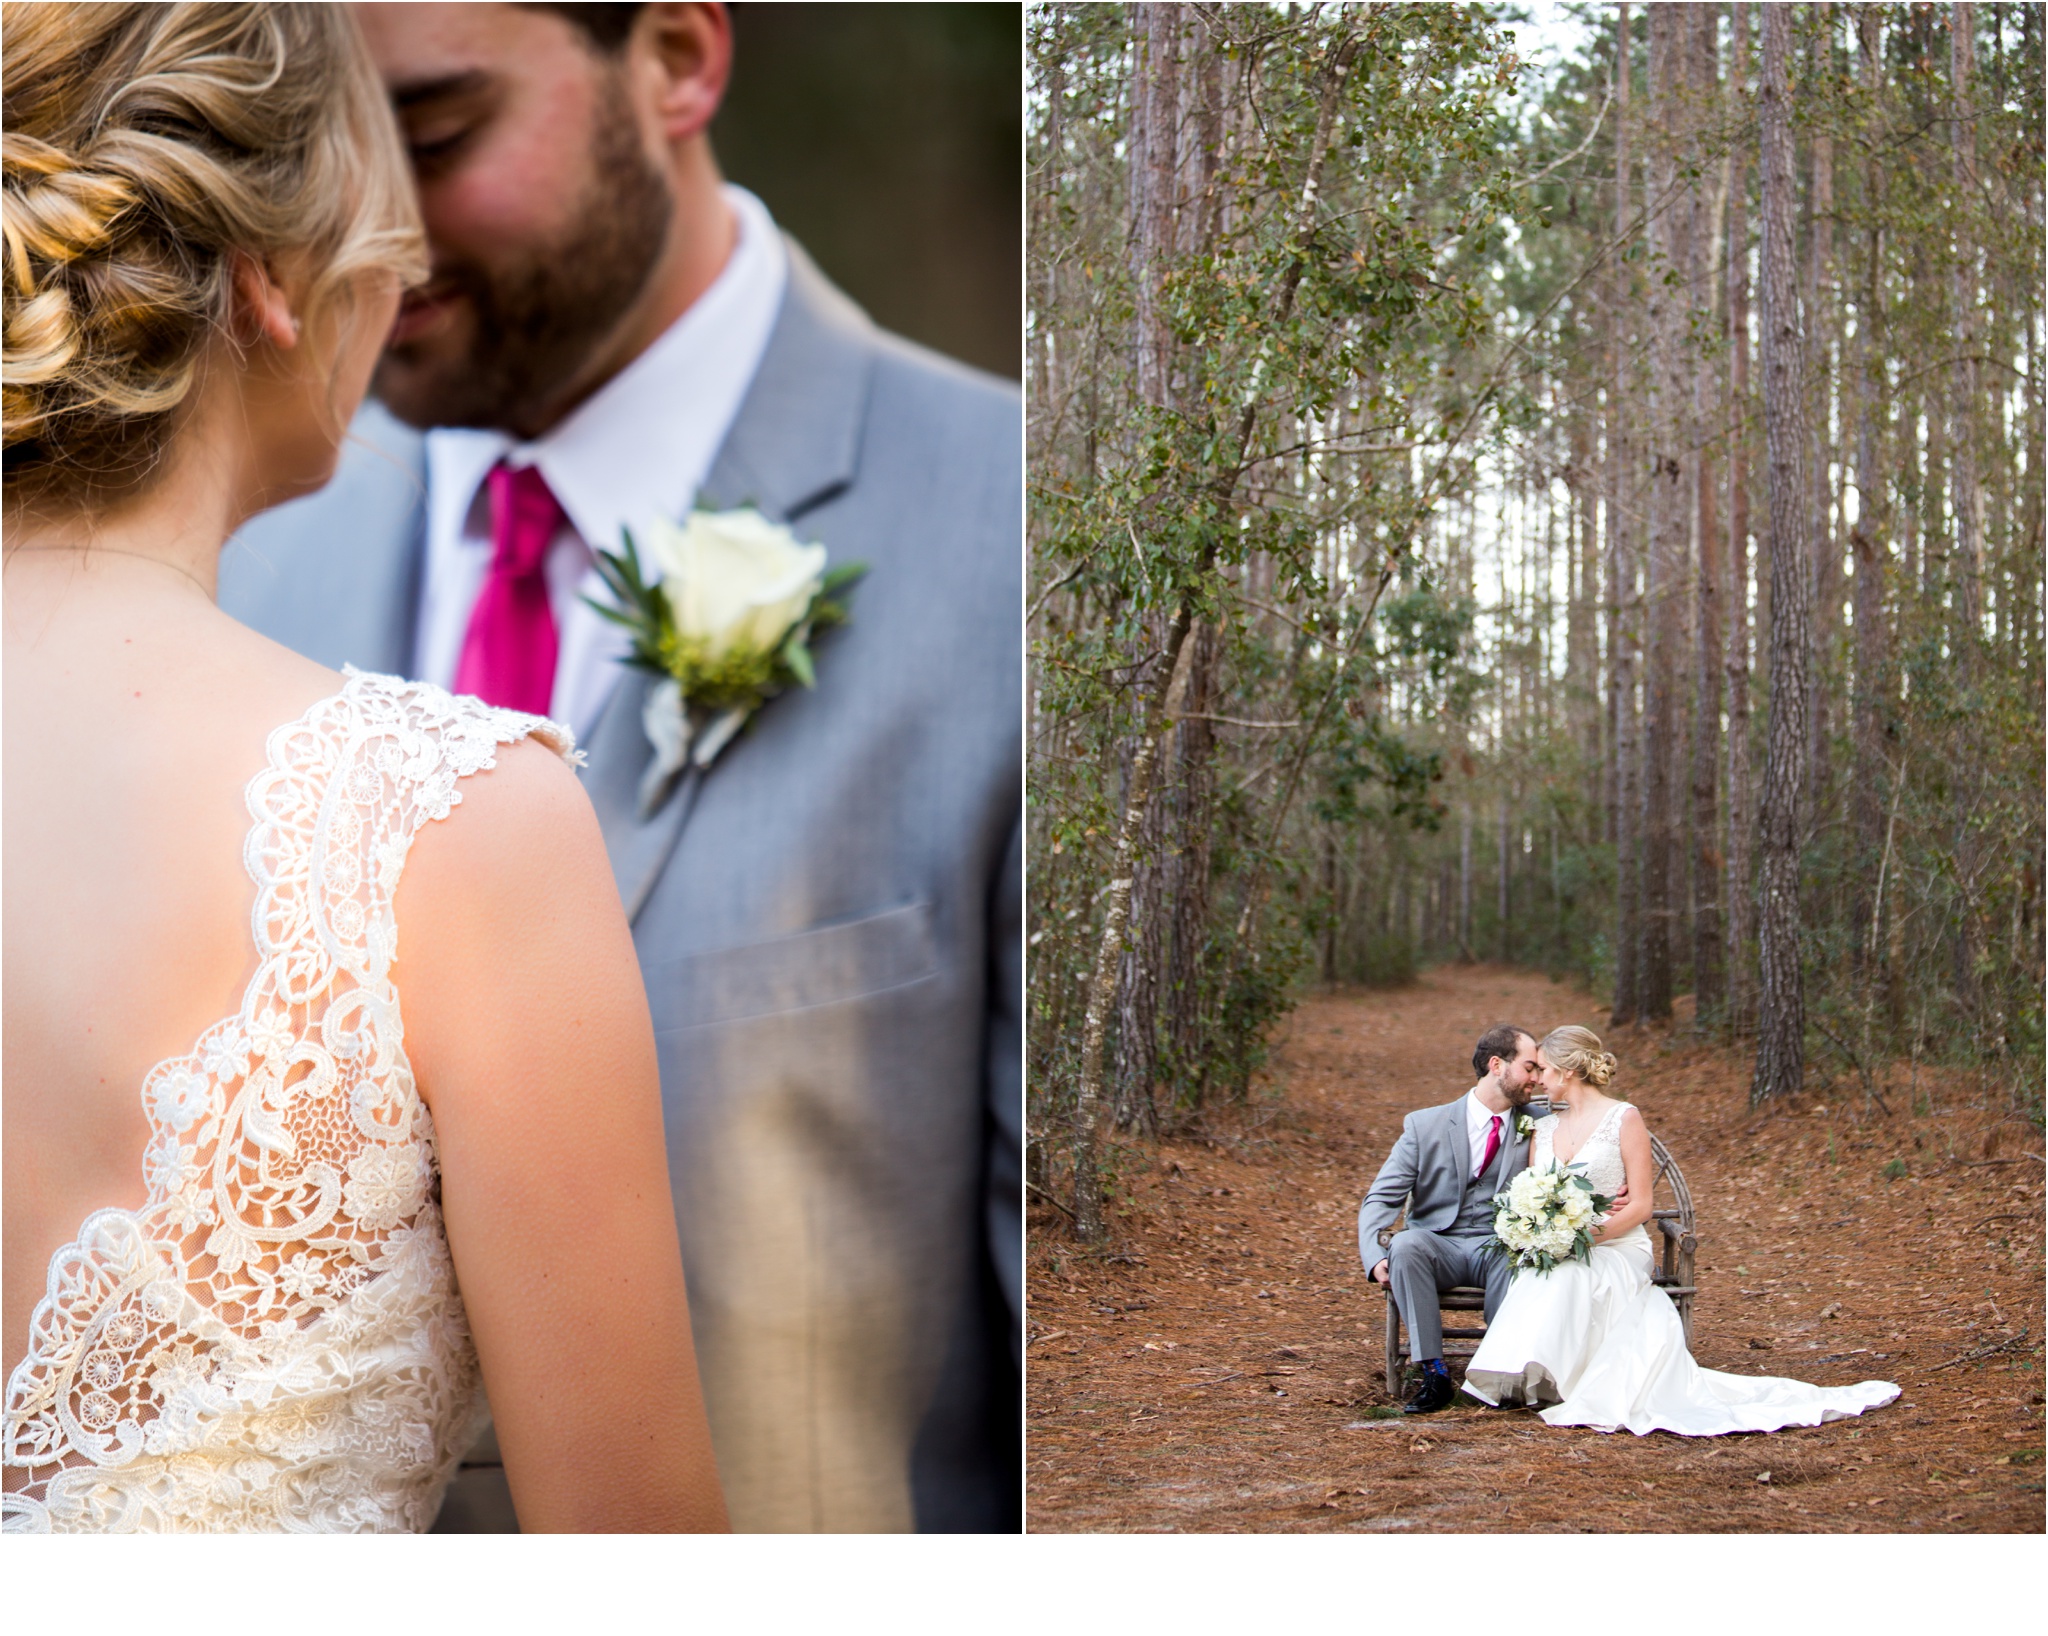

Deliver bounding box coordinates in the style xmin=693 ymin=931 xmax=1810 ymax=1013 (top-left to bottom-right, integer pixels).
xmin=2 ymin=3 xmax=424 ymax=507
xmin=1540 ymin=1025 xmax=1621 ymax=1094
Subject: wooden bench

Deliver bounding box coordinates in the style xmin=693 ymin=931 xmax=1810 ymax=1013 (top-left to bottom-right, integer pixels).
xmin=1377 ymin=1132 xmax=1699 ymax=1398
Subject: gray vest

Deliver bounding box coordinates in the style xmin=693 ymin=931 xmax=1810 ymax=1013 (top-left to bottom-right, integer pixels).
xmin=1451 ymin=1116 xmax=1515 ymax=1235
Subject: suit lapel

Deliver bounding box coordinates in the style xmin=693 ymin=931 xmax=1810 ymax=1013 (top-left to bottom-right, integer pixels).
xmin=588 ymin=668 xmax=686 ymax=922
xmin=692 ymin=237 xmax=874 ymax=524
xmin=1446 ymin=1099 xmax=1471 ymax=1190
xmin=585 ymin=238 xmax=877 ymax=923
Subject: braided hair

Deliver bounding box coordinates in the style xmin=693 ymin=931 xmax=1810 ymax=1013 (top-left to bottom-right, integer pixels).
xmin=3 ymin=3 xmax=423 ymax=506
xmin=1539 ymin=1024 xmax=1622 ymax=1095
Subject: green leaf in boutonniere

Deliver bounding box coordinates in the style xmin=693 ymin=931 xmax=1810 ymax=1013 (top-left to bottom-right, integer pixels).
xmin=779 ymin=628 xmax=816 ymax=690
xmin=583 ymin=505 xmax=867 ymax=816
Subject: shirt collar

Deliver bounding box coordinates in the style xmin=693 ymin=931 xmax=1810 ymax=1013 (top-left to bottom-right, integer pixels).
xmin=423 ymin=184 xmax=789 ymax=563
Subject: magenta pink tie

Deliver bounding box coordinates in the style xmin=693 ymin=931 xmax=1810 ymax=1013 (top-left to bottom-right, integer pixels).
xmin=1478 ymin=1114 xmax=1502 ymax=1178
xmin=453 ymin=461 xmax=567 ymax=714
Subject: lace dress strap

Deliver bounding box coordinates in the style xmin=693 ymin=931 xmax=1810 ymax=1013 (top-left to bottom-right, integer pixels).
xmin=4 ymin=670 xmax=576 ymax=1530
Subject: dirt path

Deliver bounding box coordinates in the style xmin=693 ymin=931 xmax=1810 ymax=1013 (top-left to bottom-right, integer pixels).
xmin=1026 ymin=965 xmax=2045 ymax=1532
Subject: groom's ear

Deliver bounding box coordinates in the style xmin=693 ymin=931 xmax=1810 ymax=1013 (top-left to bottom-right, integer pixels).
xmin=636 ymin=3 xmax=733 ymax=145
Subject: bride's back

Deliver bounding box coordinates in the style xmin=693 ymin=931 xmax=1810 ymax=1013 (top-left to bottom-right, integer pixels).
xmin=2 ymin=575 xmax=348 ymax=1367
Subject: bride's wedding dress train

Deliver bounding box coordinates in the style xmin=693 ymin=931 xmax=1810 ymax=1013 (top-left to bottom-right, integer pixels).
xmin=1462 ymin=1103 xmax=1900 ymax=1435
xmin=4 ymin=672 xmax=574 ymax=1531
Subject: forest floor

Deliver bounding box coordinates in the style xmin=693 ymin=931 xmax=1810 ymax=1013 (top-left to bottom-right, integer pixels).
xmin=1026 ymin=964 xmax=2045 ymax=1533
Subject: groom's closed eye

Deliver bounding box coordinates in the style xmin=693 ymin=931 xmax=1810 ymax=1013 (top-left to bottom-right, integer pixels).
xmin=390 ymin=71 xmax=499 ymax=173
xmin=407 ymin=125 xmax=479 ymax=170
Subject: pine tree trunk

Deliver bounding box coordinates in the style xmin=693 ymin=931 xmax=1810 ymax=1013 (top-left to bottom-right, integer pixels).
xmin=1460 ymin=800 xmax=1474 ymax=960
xmin=1321 ymin=825 xmax=1339 ymax=981
xmin=1609 ymin=2 xmax=1642 ymax=1025
xmin=1072 ymin=609 xmax=1195 ymax=1236
xmin=1950 ymin=1 xmax=1984 ymax=645
xmin=1113 ymin=752 xmax=1165 ymax=1131
xmin=1848 ymin=8 xmax=1890 ymax=980
xmin=1129 ymin=3 xmax=1181 ymax=407
xmin=1805 ymin=12 xmax=1838 ymax=813
xmin=1156 ymin=28 xmax=1226 ymax=1120
xmin=1108 ymin=4 xmax=1184 ymax=1137
xmin=1568 ymin=415 xmax=1602 ymax=796
xmin=1498 ymin=796 xmax=1512 ymax=964
xmin=1688 ymin=1 xmax=1725 ymax=1026
xmin=1724 ymin=0 xmax=1757 ymax=1037
xmin=1948 ymin=1 xmax=1983 ymax=1020
xmin=1640 ymin=3 xmax=1686 ymax=1021
xmin=1162 ymin=619 xmax=1217 ymax=1108
xmin=1752 ymin=2 xmax=1811 ymax=1103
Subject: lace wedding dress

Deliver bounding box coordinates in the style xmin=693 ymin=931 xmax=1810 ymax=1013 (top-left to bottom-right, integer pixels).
xmin=3 ymin=671 xmax=575 ymax=1532
xmin=1462 ymin=1103 xmax=1900 ymax=1435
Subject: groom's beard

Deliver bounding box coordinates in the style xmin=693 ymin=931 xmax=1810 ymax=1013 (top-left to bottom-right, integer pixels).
xmin=374 ymin=96 xmax=673 ymax=437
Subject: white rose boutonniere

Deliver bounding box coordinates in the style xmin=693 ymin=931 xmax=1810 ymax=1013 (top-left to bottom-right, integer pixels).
xmin=587 ymin=506 xmax=866 ymax=815
xmin=1515 ymin=1113 xmax=1537 ymax=1141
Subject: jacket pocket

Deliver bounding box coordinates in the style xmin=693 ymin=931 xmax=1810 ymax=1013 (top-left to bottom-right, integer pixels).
xmin=644 ymin=901 xmax=938 ymax=1035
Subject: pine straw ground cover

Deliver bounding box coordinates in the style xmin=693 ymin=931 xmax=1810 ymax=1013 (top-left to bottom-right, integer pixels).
xmin=1026 ymin=965 xmax=2045 ymax=1533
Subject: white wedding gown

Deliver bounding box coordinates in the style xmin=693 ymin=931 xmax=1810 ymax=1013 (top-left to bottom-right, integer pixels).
xmin=1462 ymin=1103 xmax=1900 ymax=1435
xmin=3 ymin=672 xmax=575 ymax=1532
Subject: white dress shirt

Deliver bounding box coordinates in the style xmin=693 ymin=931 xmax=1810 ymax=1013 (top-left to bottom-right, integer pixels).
xmin=414 ymin=184 xmax=790 ymax=738
xmin=1464 ymin=1087 xmax=1508 ymax=1180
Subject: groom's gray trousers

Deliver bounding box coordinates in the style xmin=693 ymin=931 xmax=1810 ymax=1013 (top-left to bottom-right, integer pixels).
xmin=1385 ymin=1233 xmax=1512 ymax=1363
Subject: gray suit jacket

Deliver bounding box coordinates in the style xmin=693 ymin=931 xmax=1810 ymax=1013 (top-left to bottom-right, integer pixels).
xmin=1356 ymin=1095 xmax=1533 ymax=1269
xmin=220 ymin=245 xmax=1021 ymax=1532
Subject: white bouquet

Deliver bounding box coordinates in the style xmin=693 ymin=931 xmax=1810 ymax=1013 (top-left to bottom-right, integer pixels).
xmin=1481 ymin=1162 xmax=1614 ymax=1275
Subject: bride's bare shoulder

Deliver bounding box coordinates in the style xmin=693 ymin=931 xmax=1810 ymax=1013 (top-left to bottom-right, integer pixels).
xmin=392 ymin=729 xmax=631 ymax=1115
xmin=392 ymin=728 xmax=607 ymax=977
xmin=409 ymin=728 xmax=590 ymax=871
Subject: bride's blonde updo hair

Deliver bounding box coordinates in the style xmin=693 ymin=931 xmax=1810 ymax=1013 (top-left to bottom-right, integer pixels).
xmin=1540 ymin=1024 xmax=1621 ymax=1094
xmin=2 ymin=2 xmax=425 ymax=506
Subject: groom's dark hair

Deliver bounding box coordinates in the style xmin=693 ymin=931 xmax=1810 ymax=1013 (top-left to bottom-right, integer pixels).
xmin=525 ymin=4 xmax=647 ymax=53
xmin=1473 ymin=1024 xmax=1532 ymax=1079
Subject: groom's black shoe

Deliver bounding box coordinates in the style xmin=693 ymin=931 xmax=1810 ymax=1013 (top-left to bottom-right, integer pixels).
xmin=1402 ymin=1364 xmax=1457 ymax=1415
